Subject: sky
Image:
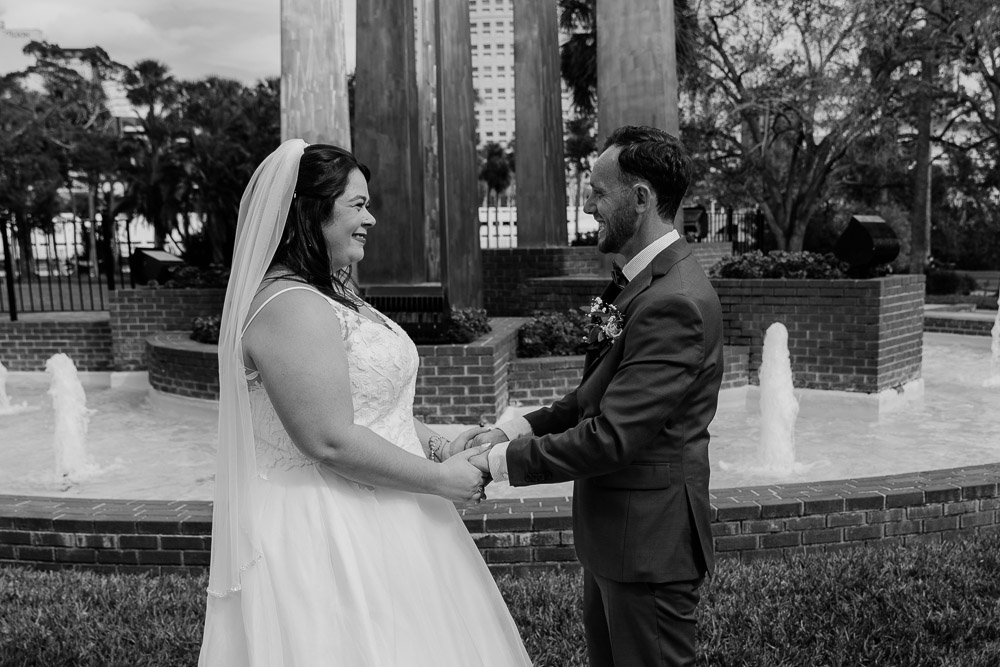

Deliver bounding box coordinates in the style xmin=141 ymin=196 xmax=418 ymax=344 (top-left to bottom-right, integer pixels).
xmin=0 ymin=0 xmax=357 ymax=84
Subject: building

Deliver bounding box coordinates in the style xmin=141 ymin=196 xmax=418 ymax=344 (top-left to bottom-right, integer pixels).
xmin=468 ymin=0 xmax=574 ymax=148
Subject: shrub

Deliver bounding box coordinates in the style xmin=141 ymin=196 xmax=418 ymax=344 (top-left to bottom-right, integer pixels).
xmin=153 ymin=264 xmax=230 ymax=289
xmin=925 ymin=270 xmax=978 ymax=295
xmin=570 ymin=231 xmax=598 ymax=246
xmin=709 ymin=250 xmax=851 ymax=279
xmin=441 ymin=307 xmax=492 ymax=343
xmin=404 ymin=307 xmax=492 ymax=345
xmin=191 ymin=314 xmax=222 ymax=344
xmin=518 ymin=309 xmax=590 ymax=358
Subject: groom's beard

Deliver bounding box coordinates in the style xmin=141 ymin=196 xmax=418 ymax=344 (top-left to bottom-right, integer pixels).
xmin=598 ymin=206 xmax=639 ymax=255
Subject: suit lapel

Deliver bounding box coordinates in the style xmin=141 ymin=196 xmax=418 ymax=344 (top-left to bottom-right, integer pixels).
xmin=580 ymin=238 xmax=694 ymax=383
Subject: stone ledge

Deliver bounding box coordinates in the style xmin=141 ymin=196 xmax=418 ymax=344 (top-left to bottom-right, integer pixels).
xmin=3 ymin=463 xmax=997 ymax=574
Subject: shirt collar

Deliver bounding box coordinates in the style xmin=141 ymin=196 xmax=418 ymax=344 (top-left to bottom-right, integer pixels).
xmin=620 ymin=229 xmax=680 ymax=282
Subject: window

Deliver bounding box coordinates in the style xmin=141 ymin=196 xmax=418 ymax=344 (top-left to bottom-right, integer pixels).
xmin=483 ymin=44 xmax=491 ymax=51
xmin=486 ymin=131 xmax=495 ymax=138
xmin=497 ymin=66 xmax=506 ymax=74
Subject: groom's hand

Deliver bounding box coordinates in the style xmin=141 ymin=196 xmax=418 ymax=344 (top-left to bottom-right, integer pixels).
xmin=467 ymin=428 xmax=508 ymax=449
xmin=441 ymin=425 xmax=491 ymax=460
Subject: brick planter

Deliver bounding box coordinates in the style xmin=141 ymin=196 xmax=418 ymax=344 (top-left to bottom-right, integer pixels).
xmin=413 ymin=317 xmax=524 ymax=424
xmin=146 ymin=318 xmax=528 ymax=423
xmin=0 ymin=312 xmax=113 ymax=371
xmin=146 ymin=332 xmax=219 ymax=401
xmin=508 ymin=345 xmax=750 ymax=405
xmin=108 ymin=288 xmax=225 ymax=371
xmin=713 ymin=275 xmax=925 ymax=392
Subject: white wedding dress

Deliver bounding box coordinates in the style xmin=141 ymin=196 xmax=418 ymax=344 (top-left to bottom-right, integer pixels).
xmin=200 ymin=288 xmax=532 ymax=666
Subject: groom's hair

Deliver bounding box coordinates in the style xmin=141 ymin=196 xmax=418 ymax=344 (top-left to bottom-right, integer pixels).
xmin=269 ymin=144 xmax=371 ymax=308
xmin=604 ymin=125 xmax=692 ymax=220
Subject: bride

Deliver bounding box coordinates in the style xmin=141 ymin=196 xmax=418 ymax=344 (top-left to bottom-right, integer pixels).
xmin=199 ymin=139 xmax=532 ymax=666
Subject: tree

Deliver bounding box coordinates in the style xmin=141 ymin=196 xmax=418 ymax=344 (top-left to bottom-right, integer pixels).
xmin=564 ymin=114 xmax=597 ymax=238
xmin=181 ymin=76 xmax=280 ymax=265
xmin=685 ymin=0 xmax=890 ymax=251
xmin=118 ymin=59 xmax=187 ymax=249
xmin=478 ymin=142 xmax=513 ymax=240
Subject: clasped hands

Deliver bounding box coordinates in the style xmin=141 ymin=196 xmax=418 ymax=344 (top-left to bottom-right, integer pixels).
xmin=439 ymin=426 xmax=509 ymax=502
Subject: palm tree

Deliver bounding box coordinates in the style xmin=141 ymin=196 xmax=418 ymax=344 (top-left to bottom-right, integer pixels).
xmin=118 ymin=60 xmax=186 ymax=249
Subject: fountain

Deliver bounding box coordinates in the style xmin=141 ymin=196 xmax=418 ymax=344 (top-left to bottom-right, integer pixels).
xmin=984 ymin=290 xmax=1000 ymax=388
xmin=45 ymin=353 xmax=98 ymax=485
xmin=757 ymin=322 xmax=800 ymax=474
xmin=0 ymin=360 xmax=34 ymax=416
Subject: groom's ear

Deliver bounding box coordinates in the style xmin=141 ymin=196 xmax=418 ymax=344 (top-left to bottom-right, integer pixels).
xmin=634 ymin=183 xmax=654 ymax=213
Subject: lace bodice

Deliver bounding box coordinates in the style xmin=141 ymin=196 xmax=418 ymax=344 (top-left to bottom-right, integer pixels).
xmin=248 ymin=293 xmax=424 ymax=475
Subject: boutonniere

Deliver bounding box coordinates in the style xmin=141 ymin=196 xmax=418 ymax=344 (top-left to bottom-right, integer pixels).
xmin=583 ymin=297 xmax=624 ymax=350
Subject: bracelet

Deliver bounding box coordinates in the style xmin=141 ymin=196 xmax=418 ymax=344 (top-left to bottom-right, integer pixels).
xmin=427 ymin=435 xmax=447 ymax=463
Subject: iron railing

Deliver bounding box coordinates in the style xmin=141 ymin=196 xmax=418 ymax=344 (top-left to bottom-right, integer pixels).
xmin=0 ymin=216 xmax=181 ymax=320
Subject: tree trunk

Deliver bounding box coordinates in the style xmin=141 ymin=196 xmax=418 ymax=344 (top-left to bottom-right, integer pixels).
xmin=911 ymin=65 xmax=932 ymax=275
xmin=14 ymin=209 xmax=35 ymax=279
xmin=87 ymin=184 xmax=99 ymax=279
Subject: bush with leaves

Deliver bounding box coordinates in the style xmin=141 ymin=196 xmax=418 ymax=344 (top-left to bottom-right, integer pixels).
xmin=190 ymin=315 xmax=222 ymax=344
xmin=518 ymin=309 xmax=590 ymax=358
xmin=570 ymin=231 xmax=598 ymax=246
xmin=402 ymin=307 xmax=492 ymax=345
xmin=709 ymin=250 xmax=851 ymax=279
xmin=152 ymin=264 xmax=230 ymax=289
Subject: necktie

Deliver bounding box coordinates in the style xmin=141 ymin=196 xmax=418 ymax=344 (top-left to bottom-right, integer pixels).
xmin=611 ymin=262 xmax=629 ymax=289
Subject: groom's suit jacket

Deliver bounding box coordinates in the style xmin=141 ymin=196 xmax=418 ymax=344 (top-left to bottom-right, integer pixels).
xmin=506 ymin=238 xmax=723 ymax=583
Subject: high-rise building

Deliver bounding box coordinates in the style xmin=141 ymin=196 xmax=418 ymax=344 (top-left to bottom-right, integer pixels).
xmin=469 ymin=0 xmax=515 ymax=146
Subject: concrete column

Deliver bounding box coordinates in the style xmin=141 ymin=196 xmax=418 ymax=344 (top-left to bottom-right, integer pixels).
xmin=596 ymin=0 xmax=679 ymax=142
xmin=280 ymin=0 xmax=351 ymax=146
xmin=436 ymin=0 xmax=481 ymax=307
xmin=353 ymin=0 xmax=426 ymax=285
xmin=513 ymin=0 xmax=567 ymax=247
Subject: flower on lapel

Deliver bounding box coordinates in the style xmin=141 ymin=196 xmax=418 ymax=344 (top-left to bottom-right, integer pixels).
xmin=583 ymin=297 xmax=624 ymax=350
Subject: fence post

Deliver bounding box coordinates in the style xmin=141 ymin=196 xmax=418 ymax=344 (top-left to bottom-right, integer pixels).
xmin=1 ymin=215 xmax=18 ymax=321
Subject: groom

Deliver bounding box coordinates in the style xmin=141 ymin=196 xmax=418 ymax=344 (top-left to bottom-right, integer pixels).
xmin=472 ymin=126 xmax=723 ymax=666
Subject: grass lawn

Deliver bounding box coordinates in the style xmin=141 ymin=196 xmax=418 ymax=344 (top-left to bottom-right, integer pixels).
xmin=3 ymin=532 xmax=999 ymax=666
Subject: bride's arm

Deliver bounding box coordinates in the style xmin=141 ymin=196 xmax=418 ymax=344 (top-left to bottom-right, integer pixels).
xmin=242 ymin=289 xmax=485 ymax=502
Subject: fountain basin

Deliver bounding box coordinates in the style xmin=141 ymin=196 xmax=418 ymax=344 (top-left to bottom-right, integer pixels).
xmin=0 ymin=332 xmax=997 ymax=573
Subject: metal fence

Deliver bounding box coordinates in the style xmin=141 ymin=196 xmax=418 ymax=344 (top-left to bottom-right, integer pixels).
xmin=0 ymin=216 xmax=175 ymax=320
xmin=480 ymin=204 xmax=766 ymax=254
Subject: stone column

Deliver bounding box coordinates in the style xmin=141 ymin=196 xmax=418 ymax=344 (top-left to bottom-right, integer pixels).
xmin=435 ymin=0 xmax=481 ymax=308
xmin=280 ymin=0 xmax=351 ymax=146
xmin=353 ymin=0 xmax=426 ymax=285
xmin=596 ymin=0 xmax=679 ymax=141
xmin=513 ymin=0 xmax=567 ymax=247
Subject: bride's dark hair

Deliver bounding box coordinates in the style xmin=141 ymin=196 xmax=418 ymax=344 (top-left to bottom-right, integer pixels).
xmin=266 ymin=143 xmax=371 ymax=310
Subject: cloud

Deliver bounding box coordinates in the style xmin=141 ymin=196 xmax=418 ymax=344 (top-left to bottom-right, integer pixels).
xmin=0 ymin=0 xmax=283 ymax=83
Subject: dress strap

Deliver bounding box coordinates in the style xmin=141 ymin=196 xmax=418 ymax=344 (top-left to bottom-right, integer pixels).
xmin=242 ymin=285 xmax=323 ymax=336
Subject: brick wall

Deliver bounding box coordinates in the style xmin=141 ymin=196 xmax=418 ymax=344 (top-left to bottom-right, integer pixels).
xmin=482 ymin=243 xmax=733 ymax=316
xmin=924 ymin=311 xmax=995 ymax=336
xmin=508 ymin=345 xmax=750 ymax=404
xmin=0 ymin=313 xmax=113 ymax=371
xmin=146 ymin=332 xmax=219 ymax=400
xmin=108 ymin=288 xmax=225 ymax=371
xmin=482 ymin=247 xmax=612 ymax=315
xmin=414 ymin=318 xmax=525 ymax=424
xmin=3 ymin=464 xmax=997 ymax=575
xmin=713 ymin=275 xmax=925 ymax=392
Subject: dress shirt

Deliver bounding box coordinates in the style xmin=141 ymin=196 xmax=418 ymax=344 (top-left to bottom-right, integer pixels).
xmin=486 ymin=229 xmax=682 ymax=482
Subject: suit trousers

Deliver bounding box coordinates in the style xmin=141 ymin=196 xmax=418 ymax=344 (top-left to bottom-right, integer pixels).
xmin=583 ymin=569 xmax=704 ymax=667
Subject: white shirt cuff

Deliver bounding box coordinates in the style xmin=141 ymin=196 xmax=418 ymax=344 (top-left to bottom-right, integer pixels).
xmin=487 ymin=442 xmax=510 ymax=483
xmin=494 ymin=416 xmax=533 ymax=441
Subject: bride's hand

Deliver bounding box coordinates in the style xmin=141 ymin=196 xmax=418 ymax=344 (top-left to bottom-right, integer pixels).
xmin=440 ymin=425 xmax=491 ymax=461
xmin=437 ymin=445 xmax=492 ymax=503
